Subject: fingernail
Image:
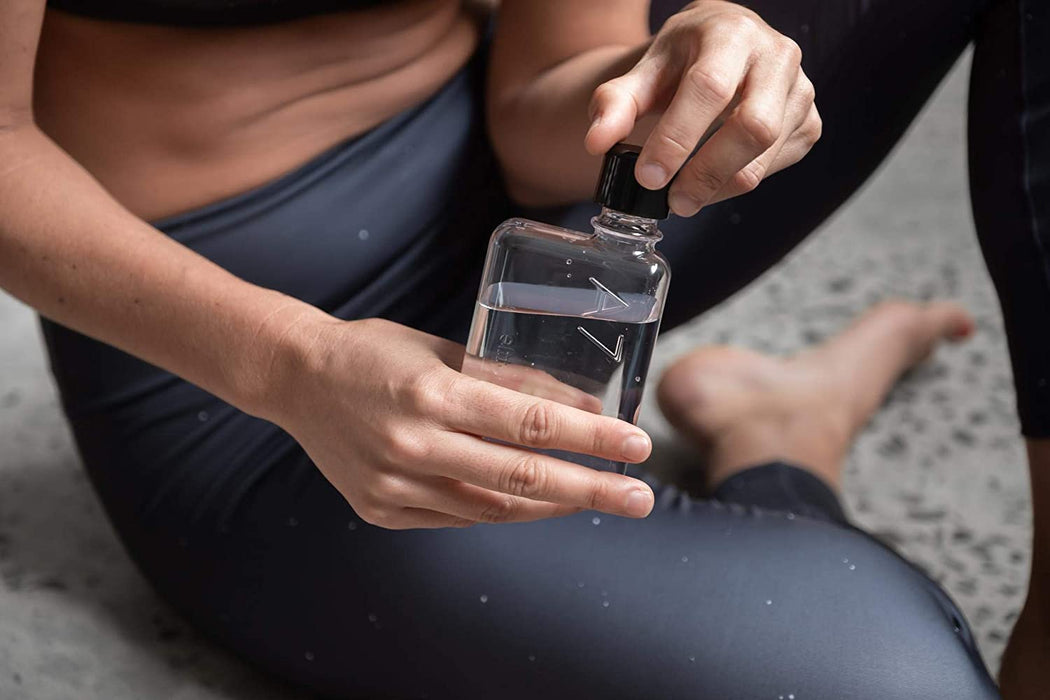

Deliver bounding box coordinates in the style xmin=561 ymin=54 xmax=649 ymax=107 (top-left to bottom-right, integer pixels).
xmin=622 ymin=434 xmax=651 ymax=462
xmin=669 ymin=192 xmax=701 ymax=216
xmin=624 ymin=489 xmax=654 ymax=517
xmin=638 ymin=163 xmax=668 ymax=189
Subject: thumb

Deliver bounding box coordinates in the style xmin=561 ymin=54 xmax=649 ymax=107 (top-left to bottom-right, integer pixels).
xmin=584 ymin=57 xmax=666 ymax=156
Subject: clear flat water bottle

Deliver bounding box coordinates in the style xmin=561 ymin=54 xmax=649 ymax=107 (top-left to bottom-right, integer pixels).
xmin=464 ymin=144 xmax=672 ymax=474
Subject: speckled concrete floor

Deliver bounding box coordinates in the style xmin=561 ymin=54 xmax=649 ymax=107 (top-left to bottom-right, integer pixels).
xmin=0 ymin=53 xmax=1031 ymax=698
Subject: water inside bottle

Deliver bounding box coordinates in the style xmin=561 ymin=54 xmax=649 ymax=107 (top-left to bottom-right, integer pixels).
xmin=464 ymin=281 xmax=660 ymax=473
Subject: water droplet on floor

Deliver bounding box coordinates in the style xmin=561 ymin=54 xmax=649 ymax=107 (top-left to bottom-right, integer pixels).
xmin=358 ymin=229 xmax=370 ymax=240
xmin=592 ymin=517 xmax=601 ymax=525
xmin=681 ymin=556 xmax=688 ymax=563
xmin=479 ymin=594 xmax=488 ymax=604
xmin=602 ymin=600 xmax=610 ymax=608
xmin=197 ymin=410 xmax=209 ymax=422
xmin=287 ymin=516 xmax=298 ymax=527
xmin=304 ymin=651 xmax=315 ymax=661
xmin=765 ymin=600 xmax=772 ymax=606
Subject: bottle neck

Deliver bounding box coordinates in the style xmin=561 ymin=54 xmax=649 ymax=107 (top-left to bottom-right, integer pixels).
xmin=591 ymin=207 xmax=662 ymax=247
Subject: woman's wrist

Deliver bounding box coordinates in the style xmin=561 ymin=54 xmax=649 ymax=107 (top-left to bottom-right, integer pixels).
xmin=228 ymin=292 xmax=337 ymax=425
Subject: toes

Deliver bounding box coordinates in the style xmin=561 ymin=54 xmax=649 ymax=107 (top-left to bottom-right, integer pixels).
xmin=922 ymin=302 xmax=974 ymax=342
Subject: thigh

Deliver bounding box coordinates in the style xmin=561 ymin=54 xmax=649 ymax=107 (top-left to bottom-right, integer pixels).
xmin=554 ymin=0 xmax=987 ymax=331
xmin=113 ymin=433 xmax=997 ymax=700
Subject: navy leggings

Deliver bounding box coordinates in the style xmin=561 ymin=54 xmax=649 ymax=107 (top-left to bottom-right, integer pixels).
xmin=39 ymin=0 xmax=1049 ymax=696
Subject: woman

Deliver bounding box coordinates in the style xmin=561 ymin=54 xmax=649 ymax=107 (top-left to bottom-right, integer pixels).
xmin=0 ymin=0 xmax=1044 ymax=696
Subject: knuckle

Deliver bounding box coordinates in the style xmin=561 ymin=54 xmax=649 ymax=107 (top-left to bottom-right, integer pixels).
xmin=683 ymin=163 xmax=725 ymax=196
xmin=799 ymin=75 xmax=817 ymax=104
xmin=477 ymin=495 xmax=518 ymax=523
xmin=358 ymin=504 xmax=392 ymax=528
xmin=402 ymin=367 xmax=453 ymax=415
xmin=725 ymin=13 xmax=760 ymax=36
xmin=684 ymin=66 xmax=735 ymax=105
xmin=735 ymin=109 xmax=780 ymax=150
xmin=585 ymin=477 xmax=613 ymax=512
xmin=367 ymin=472 xmax=408 ymax=505
xmin=779 ymin=36 xmax=803 ymax=64
xmin=734 ymin=164 xmax=763 ymax=193
xmin=805 ymin=113 xmax=823 ymax=146
xmin=384 ymin=430 xmax=430 ymax=464
xmin=653 ymin=129 xmax=695 ymax=160
xmin=500 ymin=454 xmax=550 ymax=498
xmin=518 ymin=401 xmax=558 ymax=446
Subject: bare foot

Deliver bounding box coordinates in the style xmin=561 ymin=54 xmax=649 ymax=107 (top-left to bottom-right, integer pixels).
xmin=656 ymin=300 xmax=973 ymax=491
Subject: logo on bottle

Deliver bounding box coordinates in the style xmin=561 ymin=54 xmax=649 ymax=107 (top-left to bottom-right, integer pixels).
xmin=578 ymin=277 xmax=626 ymax=362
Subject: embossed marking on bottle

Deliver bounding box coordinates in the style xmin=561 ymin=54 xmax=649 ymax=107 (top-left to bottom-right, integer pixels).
xmin=577 ymin=326 xmax=624 ymax=362
xmin=582 ymin=277 xmax=629 ymax=317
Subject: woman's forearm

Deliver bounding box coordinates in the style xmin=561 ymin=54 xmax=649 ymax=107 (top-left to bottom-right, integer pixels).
xmin=487 ymin=42 xmax=652 ymax=206
xmin=0 ymin=125 xmax=323 ymax=419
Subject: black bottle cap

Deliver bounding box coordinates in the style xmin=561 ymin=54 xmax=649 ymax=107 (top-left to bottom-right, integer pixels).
xmin=592 ymin=143 xmax=670 ymax=220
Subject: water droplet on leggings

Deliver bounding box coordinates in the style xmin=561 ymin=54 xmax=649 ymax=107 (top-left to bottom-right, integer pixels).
xmin=566 ymin=273 xmax=573 ymax=279
xmin=348 ymin=521 xmax=357 ymax=531
xmin=765 ymin=600 xmax=772 ymax=606
xmin=592 ymin=517 xmax=601 ymax=525
xmin=602 ymin=600 xmax=610 ymax=608
xmin=681 ymin=556 xmax=689 ymax=563
xmin=565 ymin=259 xmax=572 ymax=265
xmin=358 ymin=229 xmax=370 ymax=240
xmin=304 ymin=651 xmax=315 ymax=661
xmin=635 ymin=376 xmax=641 ymax=383
xmin=528 ymin=654 xmax=536 ymax=662
xmin=368 ymin=613 xmax=378 ymax=623
xmin=601 ymin=590 xmax=608 ymax=597
xmin=842 ymin=558 xmax=849 ymax=564
xmin=729 ymin=212 xmax=743 ymax=225
xmin=577 ymin=581 xmax=585 ymax=589
xmin=688 ymin=656 xmax=695 ymax=663
xmin=848 ymin=564 xmax=856 ymax=571
xmin=786 ymin=512 xmax=796 ymax=520
xmin=197 ymin=410 xmax=209 ymax=422
xmin=287 ymin=516 xmax=298 ymax=527
xmin=788 ymin=694 xmax=795 ymax=699
xmin=479 ymin=594 xmax=489 ymax=604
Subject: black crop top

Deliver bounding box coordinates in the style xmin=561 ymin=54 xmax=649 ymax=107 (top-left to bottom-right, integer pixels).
xmin=47 ymin=0 xmax=386 ymax=26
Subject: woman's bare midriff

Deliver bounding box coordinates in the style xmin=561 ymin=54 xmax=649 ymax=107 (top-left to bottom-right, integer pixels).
xmin=32 ymin=0 xmax=482 ymax=220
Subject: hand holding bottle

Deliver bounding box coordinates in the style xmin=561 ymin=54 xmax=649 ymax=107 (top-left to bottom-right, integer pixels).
xmin=584 ymin=0 xmax=821 ymax=216
xmin=268 ymin=317 xmax=656 ymax=530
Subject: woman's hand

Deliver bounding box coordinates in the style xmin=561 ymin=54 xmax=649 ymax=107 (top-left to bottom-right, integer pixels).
xmin=269 ymin=317 xmax=656 ymax=530
xmin=584 ymin=0 xmax=821 ymax=216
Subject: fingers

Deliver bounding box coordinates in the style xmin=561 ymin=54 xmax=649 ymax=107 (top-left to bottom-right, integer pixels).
xmin=461 ymin=356 xmax=604 ymax=413
xmin=409 ymin=477 xmax=583 ymax=524
xmin=446 ymin=375 xmax=652 ymax=464
xmin=436 ymin=432 xmax=655 ymax=518
xmin=634 ymin=35 xmax=751 ymax=190
xmin=707 ymin=80 xmax=820 ymax=206
xmin=666 ymin=42 xmax=801 ymax=216
xmin=585 ymin=54 xmax=669 ymax=156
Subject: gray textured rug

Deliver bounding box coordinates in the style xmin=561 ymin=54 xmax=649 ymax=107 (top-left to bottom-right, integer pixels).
xmin=0 ymin=53 xmax=1029 ymax=698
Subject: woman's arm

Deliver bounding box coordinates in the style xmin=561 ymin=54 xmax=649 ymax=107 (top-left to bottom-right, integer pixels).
xmin=0 ymin=0 xmax=658 ymax=529
xmin=488 ymin=0 xmax=821 ymax=214
xmin=0 ymin=0 xmax=324 ymax=419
